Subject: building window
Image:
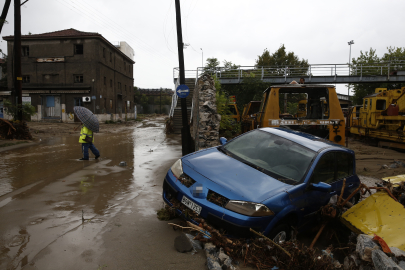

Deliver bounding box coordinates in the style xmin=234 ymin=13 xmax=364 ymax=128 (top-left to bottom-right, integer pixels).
xmin=74 ymin=75 xmax=83 ymax=83
xmin=103 ymin=48 xmax=106 ymax=58
xmin=118 ymin=82 xmax=121 ymax=90
xmin=110 ymin=99 xmax=113 ymax=109
xmin=110 ymin=52 xmax=112 ymax=62
xmin=74 ymin=44 xmax=83 ymax=55
xmin=104 ymin=76 xmax=106 ymax=85
xmin=110 ymin=79 xmax=112 ymax=87
xmin=22 ymin=75 xmax=30 ymax=83
xmin=22 ymin=46 xmax=29 ymax=56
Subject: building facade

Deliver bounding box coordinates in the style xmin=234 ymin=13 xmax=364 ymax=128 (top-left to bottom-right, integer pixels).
xmin=136 ymin=88 xmax=174 ymax=114
xmin=2 ymin=28 xmax=135 ymax=121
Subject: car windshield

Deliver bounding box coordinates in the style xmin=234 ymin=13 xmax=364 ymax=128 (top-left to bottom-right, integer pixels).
xmin=223 ymin=130 xmax=316 ymax=183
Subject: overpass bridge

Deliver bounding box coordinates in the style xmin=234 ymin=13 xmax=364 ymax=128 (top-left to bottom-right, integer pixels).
xmin=170 ymin=62 xmax=405 ymax=134
xmin=173 ymin=62 xmax=405 ymax=85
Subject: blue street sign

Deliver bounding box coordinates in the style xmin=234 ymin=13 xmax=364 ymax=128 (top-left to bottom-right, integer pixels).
xmin=176 ymin=84 xmax=190 ymax=98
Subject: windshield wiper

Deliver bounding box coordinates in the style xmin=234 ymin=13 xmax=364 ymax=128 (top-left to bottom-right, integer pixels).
xmin=277 ymin=178 xmax=296 ymax=185
xmin=239 ymin=160 xmax=264 ymax=172
xmin=218 ymin=146 xmax=228 ymax=155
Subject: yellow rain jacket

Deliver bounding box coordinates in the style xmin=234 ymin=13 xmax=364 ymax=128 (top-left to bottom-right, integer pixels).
xmin=79 ymin=125 xmax=94 ymax=143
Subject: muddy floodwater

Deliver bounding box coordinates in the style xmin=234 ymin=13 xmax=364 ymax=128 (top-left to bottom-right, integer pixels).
xmin=0 ymin=118 xmax=207 ymax=269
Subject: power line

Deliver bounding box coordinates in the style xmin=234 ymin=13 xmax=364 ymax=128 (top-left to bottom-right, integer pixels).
xmin=55 ymin=0 xmax=177 ymax=66
xmin=59 ymin=0 xmax=174 ymax=64
xmin=163 ymin=0 xmax=176 ymax=54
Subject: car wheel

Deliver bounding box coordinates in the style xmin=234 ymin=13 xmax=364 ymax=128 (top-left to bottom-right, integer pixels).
xmin=268 ymin=223 xmax=292 ymax=244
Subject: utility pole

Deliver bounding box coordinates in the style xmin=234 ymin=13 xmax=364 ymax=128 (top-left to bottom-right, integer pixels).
xmin=14 ymin=0 xmax=22 ymax=121
xmin=0 ymin=0 xmax=12 ymax=34
xmin=175 ymin=0 xmax=192 ymax=155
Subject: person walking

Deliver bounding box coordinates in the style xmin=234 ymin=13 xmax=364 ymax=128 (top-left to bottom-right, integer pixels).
xmin=77 ymin=123 xmax=100 ymax=160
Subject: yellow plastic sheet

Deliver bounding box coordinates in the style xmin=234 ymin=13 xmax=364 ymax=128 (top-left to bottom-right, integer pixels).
xmin=382 ymin=175 xmax=405 ymax=186
xmin=341 ymin=192 xmax=405 ymax=251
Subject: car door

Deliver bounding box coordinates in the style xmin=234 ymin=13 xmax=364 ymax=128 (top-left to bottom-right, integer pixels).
xmin=334 ymin=151 xmax=357 ymax=198
xmin=301 ymin=152 xmax=336 ymax=223
xmin=289 ymin=151 xmax=336 ymax=230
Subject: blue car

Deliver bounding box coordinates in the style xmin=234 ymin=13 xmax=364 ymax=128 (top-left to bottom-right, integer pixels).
xmin=163 ymin=128 xmax=360 ymax=241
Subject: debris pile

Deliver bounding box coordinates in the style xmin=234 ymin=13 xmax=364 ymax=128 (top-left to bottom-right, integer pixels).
xmin=381 ymin=179 xmax=405 ymax=206
xmin=169 ymin=217 xmax=337 ymax=270
xmin=343 ymin=234 xmax=405 ymax=270
xmin=0 ymin=119 xmax=32 ymax=140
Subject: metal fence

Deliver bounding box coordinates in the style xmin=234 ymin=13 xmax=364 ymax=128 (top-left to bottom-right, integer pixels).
xmin=173 ymin=61 xmax=405 ymax=82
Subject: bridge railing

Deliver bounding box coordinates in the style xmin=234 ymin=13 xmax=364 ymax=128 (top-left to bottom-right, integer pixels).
xmin=169 ymin=76 xmax=181 ymax=118
xmin=174 ymin=62 xmax=405 ymax=82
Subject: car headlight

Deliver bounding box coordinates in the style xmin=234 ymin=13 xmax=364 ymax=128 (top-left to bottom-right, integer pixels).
xmin=225 ymin=200 xmax=274 ymax=217
xmin=171 ymin=159 xmax=183 ymax=178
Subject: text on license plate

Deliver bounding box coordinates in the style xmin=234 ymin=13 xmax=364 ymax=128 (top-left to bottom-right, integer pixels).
xmin=181 ymin=196 xmax=202 ymax=215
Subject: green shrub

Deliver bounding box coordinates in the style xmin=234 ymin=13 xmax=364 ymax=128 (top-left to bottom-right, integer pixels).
xmin=3 ymin=99 xmax=36 ymax=121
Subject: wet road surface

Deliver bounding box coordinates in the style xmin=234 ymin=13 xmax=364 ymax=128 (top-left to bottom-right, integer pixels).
xmin=0 ymin=118 xmax=207 ymax=269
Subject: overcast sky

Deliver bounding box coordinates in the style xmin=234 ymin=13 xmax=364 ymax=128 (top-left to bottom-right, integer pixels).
xmin=1 ymin=0 xmax=405 ymax=95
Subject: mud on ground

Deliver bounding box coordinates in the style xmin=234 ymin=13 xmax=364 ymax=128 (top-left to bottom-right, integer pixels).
xmin=28 ymin=115 xmax=168 ymax=139
xmin=349 ymin=138 xmax=405 ymax=180
xmin=0 ymin=115 xmax=168 ymax=148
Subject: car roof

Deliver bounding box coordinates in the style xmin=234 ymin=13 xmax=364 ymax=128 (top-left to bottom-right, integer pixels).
xmin=259 ymin=127 xmax=348 ymax=152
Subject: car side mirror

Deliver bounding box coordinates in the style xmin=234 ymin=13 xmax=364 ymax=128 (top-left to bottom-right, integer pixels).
xmin=219 ymin=137 xmax=227 ymax=145
xmin=309 ymin=182 xmax=332 ymax=192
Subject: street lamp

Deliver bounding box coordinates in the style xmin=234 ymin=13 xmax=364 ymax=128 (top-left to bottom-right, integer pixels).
xmin=347 ymin=40 xmax=354 ymax=102
xmin=200 ymin=48 xmax=203 ymax=68
xmin=348 ymin=40 xmax=354 ymax=74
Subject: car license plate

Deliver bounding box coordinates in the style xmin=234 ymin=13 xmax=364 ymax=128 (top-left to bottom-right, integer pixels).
xmin=181 ymin=196 xmax=202 ymax=215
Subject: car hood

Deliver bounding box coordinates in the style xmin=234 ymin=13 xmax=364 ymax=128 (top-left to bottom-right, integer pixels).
xmin=182 ymin=148 xmax=289 ymax=202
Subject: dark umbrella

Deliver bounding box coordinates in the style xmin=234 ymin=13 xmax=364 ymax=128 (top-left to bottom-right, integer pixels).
xmin=73 ymin=106 xmax=99 ymax=133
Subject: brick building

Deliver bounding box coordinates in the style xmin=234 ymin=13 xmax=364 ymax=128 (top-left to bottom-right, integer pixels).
xmin=2 ymin=28 xmax=135 ymax=121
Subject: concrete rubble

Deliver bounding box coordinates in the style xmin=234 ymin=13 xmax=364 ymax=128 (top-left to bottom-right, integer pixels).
xmin=204 ymin=243 xmax=236 ymax=270
xmin=342 ymin=234 xmax=405 ymax=270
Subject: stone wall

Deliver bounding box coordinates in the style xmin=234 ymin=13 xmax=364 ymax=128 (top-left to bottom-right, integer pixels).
xmin=191 ymin=74 xmax=221 ymax=151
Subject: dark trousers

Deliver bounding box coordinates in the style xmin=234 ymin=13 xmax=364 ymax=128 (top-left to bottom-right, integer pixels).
xmin=81 ymin=143 xmax=100 ymax=159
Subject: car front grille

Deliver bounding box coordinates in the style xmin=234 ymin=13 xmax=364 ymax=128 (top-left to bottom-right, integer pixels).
xmin=178 ymin=173 xmax=196 ymax=188
xmin=207 ymin=190 xmax=230 ymax=208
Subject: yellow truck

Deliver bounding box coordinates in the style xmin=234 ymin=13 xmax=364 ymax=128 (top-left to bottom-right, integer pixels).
xmin=246 ymin=84 xmax=345 ymax=146
xmin=349 ymin=87 xmax=405 ymax=149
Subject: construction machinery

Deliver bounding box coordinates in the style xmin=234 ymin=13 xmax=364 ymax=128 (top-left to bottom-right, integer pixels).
xmin=349 ymin=87 xmax=405 ymax=149
xmin=241 ymin=101 xmax=261 ymax=133
xmin=245 ymin=84 xmax=345 ymax=146
xmin=227 ymin=95 xmax=240 ymax=122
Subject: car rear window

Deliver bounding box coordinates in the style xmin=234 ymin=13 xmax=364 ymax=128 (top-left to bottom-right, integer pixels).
xmin=223 ymin=130 xmax=316 ymax=183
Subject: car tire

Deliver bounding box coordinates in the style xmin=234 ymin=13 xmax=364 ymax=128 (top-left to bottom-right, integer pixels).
xmin=267 ymin=223 xmax=292 ymax=244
